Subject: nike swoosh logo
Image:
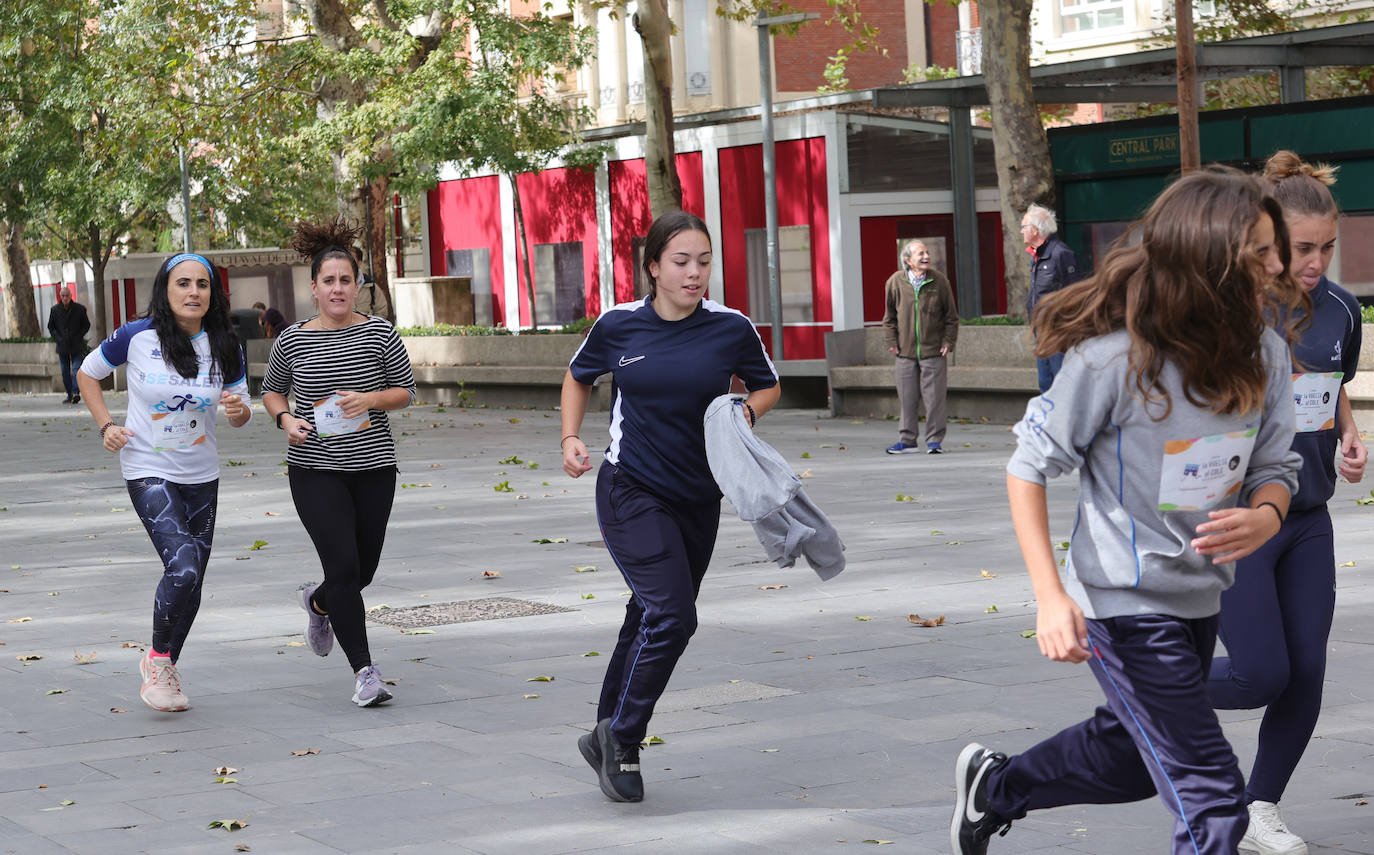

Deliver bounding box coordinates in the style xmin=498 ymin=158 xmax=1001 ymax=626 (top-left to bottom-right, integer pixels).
xmin=618 ymin=355 xmax=646 ymax=367
xmin=966 ymin=758 xmax=993 ymax=824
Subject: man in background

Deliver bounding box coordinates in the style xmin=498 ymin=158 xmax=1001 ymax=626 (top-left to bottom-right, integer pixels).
xmin=883 ymin=240 xmax=960 ymax=455
xmin=47 ymin=285 xmax=90 ymax=404
xmin=1021 ymin=203 xmax=1081 ymax=393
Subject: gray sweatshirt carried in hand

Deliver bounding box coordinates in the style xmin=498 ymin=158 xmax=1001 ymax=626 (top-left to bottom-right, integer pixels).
xmin=1007 ymin=328 xmax=1301 ymax=621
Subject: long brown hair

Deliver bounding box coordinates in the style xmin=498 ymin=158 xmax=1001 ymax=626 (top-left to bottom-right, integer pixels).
xmin=1033 ymin=168 xmax=1301 ymax=418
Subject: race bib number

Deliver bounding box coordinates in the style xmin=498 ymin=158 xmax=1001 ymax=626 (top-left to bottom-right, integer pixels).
xmin=149 ymin=396 xmax=210 ymax=452
xmin=313 ymin=394 xmax=370 ymax=438
xmin=1158 ymin=427 xmax=1257 ymax=511
xmin=1292 ymin=372 xmax=1342 ymax=433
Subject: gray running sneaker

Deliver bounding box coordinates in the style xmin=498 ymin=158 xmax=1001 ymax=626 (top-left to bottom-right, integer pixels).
xmin=352 ymin=665 xmax=393 ymax=708
xmin=297 ymin=582 xmax=333 ymax=657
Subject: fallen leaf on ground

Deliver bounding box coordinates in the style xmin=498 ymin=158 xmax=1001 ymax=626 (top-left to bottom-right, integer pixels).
xmin=643 ymin=736 xmax=665 ymax=746
xmin=401 ymin=629 xmax=435 ymax=635
xmin=583 ymin=651 xmax=600 ymax=657
xmin=121 ymin=642 xmax=139 ymax=648
xmin=854 ymin=615 xmax=872 ymax=621
xmin=930 ymin=530 xmax=944 ymax=535
xmin=862 ymin=840 xmax=895 ymax=845
xmin=526 ymin=675 xmax=555 ymax=682
xmin=235 ymin=845 xmax=251 ymax=852
xmin=1020 ymin=630 xmax=1038 ymax=639
xmin=946 ymin=540 xmax=964 ymax=546
xmin=908 ymin=614 xmax=946 ymax=627
xmin=109 ymin=707 xmax=126 ymax=713
xmin=247 ymin=540 xmax=268 ymax=551
xmin=759 ymin=584 xmax=788 ymax=590
xmin=16 ymin=654 xmax=41 ymax=661
xmin=760 ymin=748 xmax=780 ymax=753
xmin=1339 ymin=561 xmax=1355 ymax=567
xmin=8 ymin=617 xmax=32 ymax=623
xmin=523 ymin=693 xmax=540 ymax=699
xmin=73 ymin=651 xmax=98 ymax=664
xmin=986 ymin=605 xmax=999 ymax=613
xmin=531 ymin=537 xmax=568 ymax=544
xmin=573 ymin=565 xmax=597 ymax=573
xmin=580 ymin=592 xmax=595 ymax=600
xmin=290 ymin=748 xmax=320 ymax=756
xmin=214 ymin=766 xmax=238 ymax=775
xmin=895 ymin=494 xmax=915 ymax=503
xmin=264 ymin=511 xmax=280 ymax=517
xmin=482 ymin=570 xmax=501 ymax=578
xmin=208 ymin=819 xmax=248 ymax=831
xmin=980 ymin=570 xmax=997 ymax=578
xmin=213 ymin=777 xmax=238 ymax=784
xmin=799 ymin=469 xmax=813 ymax=478
xmin=1055 ymin=541 xmax=1070 ymax=550
xmin=45 ymin=689 xmax=68 ymax=695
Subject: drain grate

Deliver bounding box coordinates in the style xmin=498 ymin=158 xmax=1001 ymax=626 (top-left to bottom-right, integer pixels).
xmin=367 ymin=597 xmax=575 ymax=629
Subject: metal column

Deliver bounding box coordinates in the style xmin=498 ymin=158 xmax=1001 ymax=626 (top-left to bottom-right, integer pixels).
xmin=948 ymin=110 xmax=981 ymax=319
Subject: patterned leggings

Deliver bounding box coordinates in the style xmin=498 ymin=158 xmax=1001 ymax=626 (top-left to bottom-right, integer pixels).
xmin=127 ymin=477 xmax=219 ymax=662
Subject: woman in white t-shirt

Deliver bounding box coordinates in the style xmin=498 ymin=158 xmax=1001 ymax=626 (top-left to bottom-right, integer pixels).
xmin=78 ymin=253 xmax=252 ymax=713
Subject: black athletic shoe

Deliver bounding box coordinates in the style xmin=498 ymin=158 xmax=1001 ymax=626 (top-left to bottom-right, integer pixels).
xmin=62 ymin=395 xmax=74 ymax=404
xmin=578 ymin=718 xmax=643 ymax=802
xmin=71 ymin=394 xmax=80 ymax=404
xmin=951 ymin=742 xmax=1012 ymax=854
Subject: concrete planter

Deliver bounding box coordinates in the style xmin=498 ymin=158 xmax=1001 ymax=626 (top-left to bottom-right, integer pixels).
xmin=400 ymin=333 xmax=584 ymax=367
xmin=0 ymin=341 xmax=60 ymax=393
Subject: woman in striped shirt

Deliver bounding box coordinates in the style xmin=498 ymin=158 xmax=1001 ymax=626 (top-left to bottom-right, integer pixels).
xmin=263 ymin=219 xmax=416 ymax=707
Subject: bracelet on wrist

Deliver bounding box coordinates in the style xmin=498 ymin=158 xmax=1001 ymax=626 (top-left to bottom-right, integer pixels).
xmin=560 ymin=434 xmax=579 ymax=448
xmin=1257 ymin=500 xmax=1285 ymax=526
xmin=99 ymin=421 xmax=115 ymax=439
xmin=275 ymin=410 xmax=289 ymax=429
xmin=743 ymin=403 xmax=757 ymax=428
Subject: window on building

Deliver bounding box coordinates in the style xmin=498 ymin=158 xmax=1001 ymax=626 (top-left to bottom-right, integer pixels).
xmin=533 ymin=241 xmax=587 ymax=325
xmin=746 ymin=225 xmax=814 ymax=324
xmin=445 ymin=248 xmax=494 ymax=326
xmin=1059 ymin=0 xmax=1130 ymax=34
xmin=1336 ymin=213 xmax=1374 ymax=301
xmin=550 ymin=13 xmax=579 ymax=95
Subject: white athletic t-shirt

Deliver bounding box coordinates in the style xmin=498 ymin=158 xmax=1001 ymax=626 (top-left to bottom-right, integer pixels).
xmin=80 ymin=318 xmax=250 ymax=484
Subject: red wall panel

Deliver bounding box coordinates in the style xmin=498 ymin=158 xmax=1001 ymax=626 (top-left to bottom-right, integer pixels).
xmin=428 ymin=175 xmax=506 ymax=322
xmin=608 ymin=151 xmax=706 ymax=305
xmin=716 ymin=137 xmax=832 ymax=359
xmin=512 ymin=166 xmax=599 ymax=325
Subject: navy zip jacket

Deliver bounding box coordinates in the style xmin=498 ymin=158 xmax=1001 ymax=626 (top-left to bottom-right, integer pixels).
xmin=1025 ymin=234 xmax=1081 ymax=320
xmin=1289 ymin=276 xmax=1362 ymax=512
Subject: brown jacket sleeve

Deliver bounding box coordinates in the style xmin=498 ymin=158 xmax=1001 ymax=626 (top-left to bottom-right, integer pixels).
xmin=882 ymin=271 xmax=902 ymax=352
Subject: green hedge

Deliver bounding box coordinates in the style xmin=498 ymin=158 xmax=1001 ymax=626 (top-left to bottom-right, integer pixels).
xmin=397 ymin=316 xmax=595 ymax=337
xmin=0 ymin=337 xmax=54 ymax=344
xmin=961 ymin=315 xmax=1026 ymax=326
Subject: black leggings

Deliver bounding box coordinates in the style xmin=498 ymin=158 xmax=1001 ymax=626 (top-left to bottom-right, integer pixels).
xmin=288 ymin=465 xmax=396 ymax=672
xmin=127 ymin=477 xmax=218 ymax=662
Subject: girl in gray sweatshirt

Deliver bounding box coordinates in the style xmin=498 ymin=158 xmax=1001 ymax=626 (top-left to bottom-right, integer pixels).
xmin=951 ymin=169 xmax=1305 ymax=855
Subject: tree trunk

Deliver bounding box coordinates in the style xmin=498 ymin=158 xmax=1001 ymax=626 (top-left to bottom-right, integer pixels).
xmin=980 ymin=0 xmax=1054 ymax=319
xmin=509 ymin=174 xmax=539 ymax=330
xmin=363 ymin=175 xmax=395 ymax=323
xmin=1176 ymin=0 xmax=1201 ymax=173
xmin=0 ymin=220 xmax=41 ymax=338
xmin=88 ymin=222 xmax=109 ymax=340
xmin=635 ymin=0 xmax=682 ymax=217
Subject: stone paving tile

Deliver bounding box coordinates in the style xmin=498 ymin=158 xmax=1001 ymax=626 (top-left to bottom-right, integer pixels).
xmin=3 ymin=393 xmax=1373 ymax=852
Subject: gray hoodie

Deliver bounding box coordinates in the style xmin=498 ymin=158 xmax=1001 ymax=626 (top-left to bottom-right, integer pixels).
xmin=1007 ymin=328 xmax=1300 ymax=620
xmin=703 ymin=395 xmax=846 ymax=580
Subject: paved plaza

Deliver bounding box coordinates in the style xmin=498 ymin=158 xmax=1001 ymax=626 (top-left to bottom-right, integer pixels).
xmin=1 ymin=391 xmax=1372 ymax=854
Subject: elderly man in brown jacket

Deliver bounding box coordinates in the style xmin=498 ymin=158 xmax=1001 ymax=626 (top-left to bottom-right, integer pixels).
xmin=882 ymin=240 xmax=960 ymax=454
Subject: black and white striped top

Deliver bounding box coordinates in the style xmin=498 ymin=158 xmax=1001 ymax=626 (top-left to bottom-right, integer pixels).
xmin=263 ymin=316 xmax=416 ymax=471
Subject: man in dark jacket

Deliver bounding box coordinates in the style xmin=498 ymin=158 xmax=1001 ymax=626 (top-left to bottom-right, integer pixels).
xmin=47 ymin=285 xmax=91 ymax=404
xmin=882 ymin=240 xmax=960 ymax=454
xmin=1021 ymin=203 xmax=1081 ymax=393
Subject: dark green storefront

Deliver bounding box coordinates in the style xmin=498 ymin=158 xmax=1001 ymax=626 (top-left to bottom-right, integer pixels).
xmin=1049 ymin=94 xmax=1374 ymax=300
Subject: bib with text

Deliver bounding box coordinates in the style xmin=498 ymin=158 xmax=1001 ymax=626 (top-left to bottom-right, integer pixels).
xmin=1158 ymin=427 xmax=1258 ymax=511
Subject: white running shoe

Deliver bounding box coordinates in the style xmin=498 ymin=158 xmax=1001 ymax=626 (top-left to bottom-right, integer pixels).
xmin=1239 ymin=800 xmax=1309 ymax=855
xmin=139 ymin=652 xmax=190 ymax=712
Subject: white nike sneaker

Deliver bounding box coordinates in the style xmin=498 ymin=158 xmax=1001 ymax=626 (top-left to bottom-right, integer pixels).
xmin=1239 ymin=800 xmax=1308 ymax=855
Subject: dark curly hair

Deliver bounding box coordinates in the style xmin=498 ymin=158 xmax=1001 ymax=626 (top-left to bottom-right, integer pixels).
xmin=290 ymin=215 xmax=363 ymax=281
xmin=144 ymin=255 xmax=243 ymax=382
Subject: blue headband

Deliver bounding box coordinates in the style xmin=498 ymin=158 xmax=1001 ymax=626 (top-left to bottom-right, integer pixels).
xmin=167 ymin=253 xmax=215 ymax=279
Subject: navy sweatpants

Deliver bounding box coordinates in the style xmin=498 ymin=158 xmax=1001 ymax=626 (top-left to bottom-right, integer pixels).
xmin=1208 ymin=505 xmax=1335 ymax=804
xmin=986 ymin=614 xmax=1247 ymax=855
xmin=595 ymin=463 xmax=719 ymax=745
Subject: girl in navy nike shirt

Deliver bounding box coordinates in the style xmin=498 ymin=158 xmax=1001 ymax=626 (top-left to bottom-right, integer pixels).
xmin=1206 ymin=151 xmax=1366 ymax=855
xmin=560 ymin=210 xmax=780 ymax=803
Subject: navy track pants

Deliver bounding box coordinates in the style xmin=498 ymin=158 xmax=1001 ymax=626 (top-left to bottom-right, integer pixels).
xmin=986 ymin=613 xmax=1247 ymax=855
xmin=595 ymin=463 xmax=719 ymax=745
xmin=1208 ymin=505 xmax=1335 ymax=804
